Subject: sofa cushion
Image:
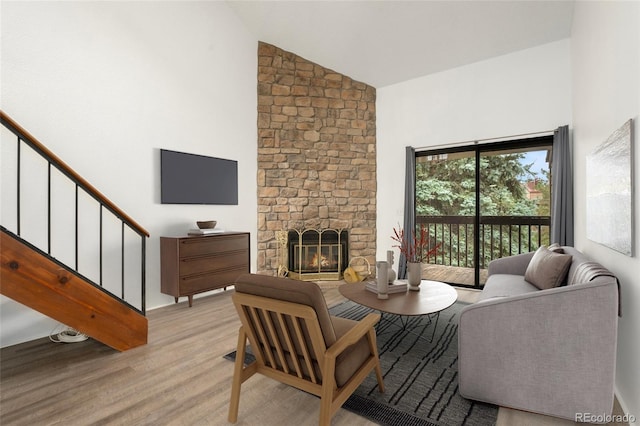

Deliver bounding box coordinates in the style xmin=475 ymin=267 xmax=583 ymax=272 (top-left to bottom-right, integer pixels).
xmin=547 ymin=243 xmax=565 ymax=253
xmin=479 ymin=274 xmax=539 ymax=302
xmin=524 ymin=246 xmax=572 ymax=290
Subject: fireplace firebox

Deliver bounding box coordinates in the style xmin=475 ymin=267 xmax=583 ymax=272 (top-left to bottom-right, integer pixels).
xmin=287 ymin=229 xmax=348 ymax=281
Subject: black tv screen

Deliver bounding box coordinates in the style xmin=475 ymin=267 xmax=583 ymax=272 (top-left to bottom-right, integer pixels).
xmin=161 ymin=149 xmax=238 ymax=205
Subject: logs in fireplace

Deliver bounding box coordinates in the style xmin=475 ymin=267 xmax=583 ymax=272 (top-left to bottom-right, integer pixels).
xmin=287 ymin=229 xmax=348 ymax=281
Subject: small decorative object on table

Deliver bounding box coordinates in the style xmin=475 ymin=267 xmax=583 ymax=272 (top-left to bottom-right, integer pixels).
xmin=376 ymin=261 xmax=389 ymax=299
xmin=196 ymin=220 xmax=217 ymax=229
xmin=190 ymin=220 xmax=224 ymax=236
xmin=188 ymin=228 xmax=225 ymax=236
xmin=391 ymin=224 xmax=440 ymax=291
xmin=407 ymin=262 xmax=422 ymax=290
xmin=386 ymin=250 xmax=397 ymax=283
xmin=365 ymin=279 xmax=407 ymax=294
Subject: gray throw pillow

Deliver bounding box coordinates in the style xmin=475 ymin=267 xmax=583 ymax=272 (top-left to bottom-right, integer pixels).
xmin=524 ymin=246 xmax=572 ymax=290
xmin=547 ymin=243 xmax=565 ymax=253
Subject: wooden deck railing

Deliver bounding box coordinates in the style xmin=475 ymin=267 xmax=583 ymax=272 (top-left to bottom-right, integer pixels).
xmin=417 ymin=215 xmax=550 ymax=269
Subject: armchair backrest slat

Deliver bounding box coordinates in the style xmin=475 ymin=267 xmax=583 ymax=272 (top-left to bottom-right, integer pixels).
xmin=262 ymin=308 xmax=289 ymax=374
xmin=276 ymin=312 xmax=301 ymax=377
xmin=233 ymin=292 xmax=326 ymax=384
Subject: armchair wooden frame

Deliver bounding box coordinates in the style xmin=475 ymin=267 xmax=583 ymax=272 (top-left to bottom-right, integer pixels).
xmin=228 ymin=292 xmax=385 ymax=425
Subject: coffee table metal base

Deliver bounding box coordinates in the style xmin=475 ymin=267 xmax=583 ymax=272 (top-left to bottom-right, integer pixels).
xmin=377 ymin=311 xmax=441 ymax=343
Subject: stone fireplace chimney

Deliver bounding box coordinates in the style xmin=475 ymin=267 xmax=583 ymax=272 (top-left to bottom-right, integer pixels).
xmin=256 ymin=42 xmax=377 ymax=276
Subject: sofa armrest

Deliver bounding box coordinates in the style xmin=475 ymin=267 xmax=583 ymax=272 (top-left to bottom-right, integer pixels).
xmin=458 ymin=279 xmax=618 ymax=421
xmin=487 ymin=251 xmax=535 ymax=276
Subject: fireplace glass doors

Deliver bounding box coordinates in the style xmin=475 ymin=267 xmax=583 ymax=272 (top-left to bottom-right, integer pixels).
xmin=287 ymin=229 xmax=348 ymax=281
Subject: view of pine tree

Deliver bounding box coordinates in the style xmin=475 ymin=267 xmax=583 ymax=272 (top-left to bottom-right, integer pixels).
xmin=415 ymin=148 xmax=552 ymax=273
xmin=416 ymin=152 xmax=540 ymax=217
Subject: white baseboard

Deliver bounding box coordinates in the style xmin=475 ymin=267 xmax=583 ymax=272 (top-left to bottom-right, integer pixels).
xmin=614 ymin=386 xmax=637 ymax=425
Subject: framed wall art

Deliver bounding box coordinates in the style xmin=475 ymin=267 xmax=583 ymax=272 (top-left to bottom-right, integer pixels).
xmin=586 ymin=119 xmax=634 ymax=256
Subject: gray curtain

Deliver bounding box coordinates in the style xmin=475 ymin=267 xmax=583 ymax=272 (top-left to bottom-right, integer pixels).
xmin=551 ymin=125 xmax=574 ymax=246
xmin=398 ymin=146 xmax=416 ymax=279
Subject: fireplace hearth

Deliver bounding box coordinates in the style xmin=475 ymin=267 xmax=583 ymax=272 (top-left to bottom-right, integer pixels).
xmin=287 ymin=228 xmax=348 ymax=281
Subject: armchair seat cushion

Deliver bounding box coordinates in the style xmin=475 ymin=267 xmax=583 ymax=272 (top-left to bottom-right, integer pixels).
xmin=331 ymin=316 xmax=371 ymax=387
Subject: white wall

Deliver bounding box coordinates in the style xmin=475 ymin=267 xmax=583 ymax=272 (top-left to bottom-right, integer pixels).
xmin=0 ymin=1 xmax=258 ymax=347
xmin=377 ymin=39 xmax=572 ymax=259
xmin=571 ymin=1 xmax=640 ymax=418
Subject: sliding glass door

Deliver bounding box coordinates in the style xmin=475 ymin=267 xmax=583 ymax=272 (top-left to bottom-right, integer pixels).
xmin=415 ymin=137 xmax=552 ymax=288
xmin=415 ymin=149 xmax=477 ymax=286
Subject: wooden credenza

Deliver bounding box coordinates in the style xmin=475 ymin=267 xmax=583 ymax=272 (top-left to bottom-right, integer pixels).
xmin=160 ymin=232 xmax=250 ymax=307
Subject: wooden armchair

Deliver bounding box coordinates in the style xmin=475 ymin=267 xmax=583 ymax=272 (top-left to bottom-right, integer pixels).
xmin=228 ymin=273 xmax=385 ymax=425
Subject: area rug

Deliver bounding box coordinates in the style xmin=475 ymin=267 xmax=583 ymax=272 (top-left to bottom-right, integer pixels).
xmin=224 ymin=300 xmax=498 ymax=426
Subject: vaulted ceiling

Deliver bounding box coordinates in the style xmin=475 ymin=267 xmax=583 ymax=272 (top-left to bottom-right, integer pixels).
xmin=227 ymin=0 xmax=575 ymax=88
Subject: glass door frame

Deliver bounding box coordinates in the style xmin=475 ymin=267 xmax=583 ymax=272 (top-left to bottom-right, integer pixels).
xmin=415 ymin=135 xmax=553 ymax=289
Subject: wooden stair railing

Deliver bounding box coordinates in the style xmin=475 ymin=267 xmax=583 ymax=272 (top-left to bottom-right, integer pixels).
xmin=1 ymin=111 xmax=149 ymax=351
xmin=0 ymin=111 xmax=149 ymax=238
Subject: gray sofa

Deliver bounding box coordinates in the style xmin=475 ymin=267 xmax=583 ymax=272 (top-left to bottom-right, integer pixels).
xmin=458 ymin=246 xmax=620 ymax=422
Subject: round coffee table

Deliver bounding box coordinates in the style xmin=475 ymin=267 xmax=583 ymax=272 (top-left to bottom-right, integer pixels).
xmin=338 ymin=280 xmax=457 ymax=342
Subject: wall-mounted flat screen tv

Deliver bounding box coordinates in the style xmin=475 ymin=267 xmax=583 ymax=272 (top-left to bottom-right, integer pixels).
xmin=161 ymin=149 xmax=238 ymax=205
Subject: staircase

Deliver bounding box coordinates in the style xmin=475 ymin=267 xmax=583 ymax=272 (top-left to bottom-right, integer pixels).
xmin=1 ymin=111 xmax=148 ymax=351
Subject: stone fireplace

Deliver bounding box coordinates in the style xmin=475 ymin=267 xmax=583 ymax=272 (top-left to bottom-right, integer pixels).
xmin=256 ymin=42 xmax=377 ymax=276
xmin=286 ymin=229 xmax=348 ymax=281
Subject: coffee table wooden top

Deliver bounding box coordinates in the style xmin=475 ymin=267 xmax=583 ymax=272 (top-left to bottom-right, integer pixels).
xmin=338 ymin=280 xmax=457 ymax=316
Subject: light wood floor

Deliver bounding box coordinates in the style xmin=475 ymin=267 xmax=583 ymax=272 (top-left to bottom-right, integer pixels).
xmin=422 ymin=264 xmax=488 ymax=287
xmin=0 ymin=284 xmax=627 ymax=425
